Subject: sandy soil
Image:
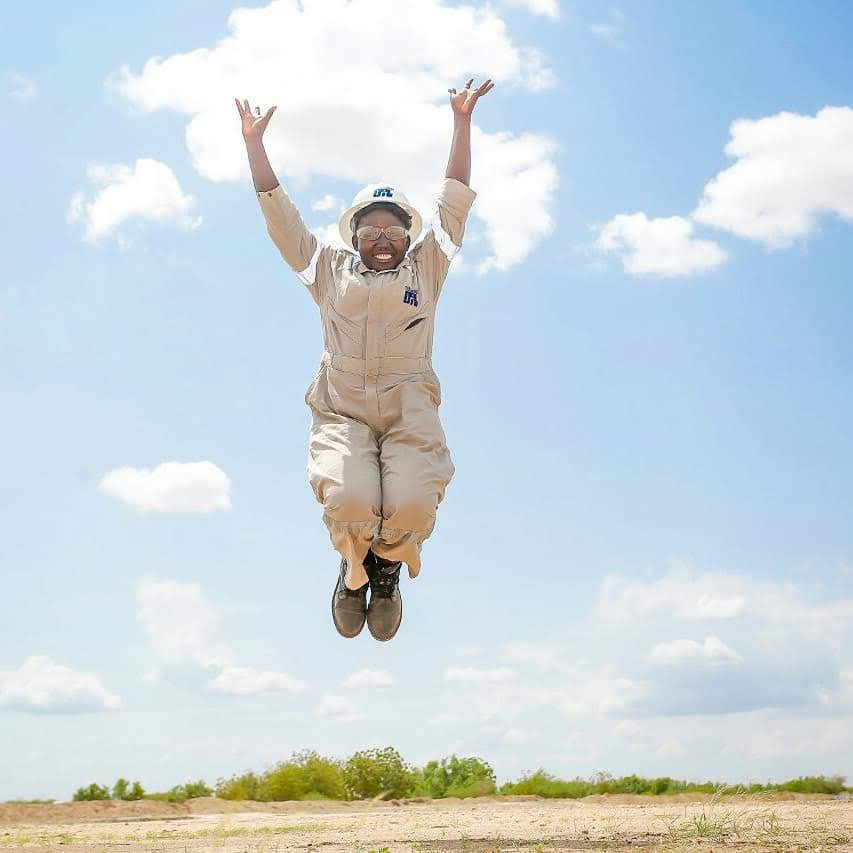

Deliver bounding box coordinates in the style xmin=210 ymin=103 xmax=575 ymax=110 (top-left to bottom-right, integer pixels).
xmin=1 ymin=795 xmax=851 ymax=851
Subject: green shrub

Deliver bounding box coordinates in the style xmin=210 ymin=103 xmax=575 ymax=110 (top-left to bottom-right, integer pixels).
xmin=215 ymin=772 xmax=261 ymax=801
xmin=258 ymin=763 xmax=307 ymax=802
xmin=290 ymin=750 xmax=345 ymax=800
xmin=342 ymin=747 xmax=416 ymax=800
xmin=778 ymin=775 xmax=846 ymax=795
xmin=418 ymin=755 xmax=496 ymax=799
xmin=146 ymin=780 xmax=212 ymax=803
xmin=218 ymin=752 xmax=344 ymax=803
xmin=500 ymin=771 xmax=592 ymax=799
xmin=72 ymin=783 xmax=111 ymax=801
xmin=111 ymin=778 xmax=145 ymax=801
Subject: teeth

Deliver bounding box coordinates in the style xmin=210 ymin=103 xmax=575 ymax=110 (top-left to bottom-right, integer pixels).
xmin=375 ymin=254 xmax=392 ymax=260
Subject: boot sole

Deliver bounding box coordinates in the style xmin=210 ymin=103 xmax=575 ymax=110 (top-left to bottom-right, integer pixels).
xmin=331 ymin=563 xmax=366 ymax=639
xmin=366 ymin=596 xmax=403 ymax=642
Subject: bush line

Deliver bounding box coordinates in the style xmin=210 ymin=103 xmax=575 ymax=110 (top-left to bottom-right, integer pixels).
xmin=64 ymin=749 xmax=850 ymax=803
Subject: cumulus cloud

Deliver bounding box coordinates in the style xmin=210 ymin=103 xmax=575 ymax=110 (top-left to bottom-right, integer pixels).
xmin=502 ymin=0 xmax=560 ymax=19
xmin=106 ymin=0 xmax=557 ymax=272
xmin=595 ymin=213 xmax=727 ymax=277
xmin=597 ymin=570 xmax=747 ymax=623
xmin=590 ymin=9 xmax=626 ymax=43
xmin=99 ymin=461 xmax=231 ymax=513
xmin=598 ymin=106 xmax=853 ymax=278
xmin=0 ymin=656 xmax=120 ymax=713
xmin=67 ymin=158 xmax=201 ymax=244
xmin=501 ymin=641 xmax=565 ymax=672
xmin=441 ymin=568 xmax=852 ymax=729
xmin=311 ymin=193 xmax=343 ymax=212
xmin=598 ymin=569 xmax=853 ymax=716
xmin=137 ymin=578 xmax=305 ymax=696
xmin=445 ymin=666 xmax=517 ymax=683
xmin=6 ymin=72 xmax=37 ymax=101
xmin=648 ymin=636 xmax=743 ymax=667
xmin=207 ymin=665 xmax=305 ymax=695
xmin=317 ymin=693 xmax=363 ymax=722
xmin=342 ymin=668 xmax=395 ymax=689
xmin=693 ymin=106 xmax=853 ymax=247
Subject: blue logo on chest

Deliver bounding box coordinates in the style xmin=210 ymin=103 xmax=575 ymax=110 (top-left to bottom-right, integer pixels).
xmin=403 ymin=286 xmax=419 ymax=307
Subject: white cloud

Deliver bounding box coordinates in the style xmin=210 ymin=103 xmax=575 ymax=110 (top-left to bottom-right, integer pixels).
xmin=342 ymin=668 xmax=395 ymax=689
xmin=590 ymin=9 xmax=625 ymax=43
xmin=0 ymin=656 xmax=120 ymax=713
xmin=311 ymin=221 xmax=349 ymax=250
xmin=612 ymin=719 xmax=642 ymax=737
xmin=428 ymin=712 xmax=459 ymax=726
xmin=136 ymin=578 xmax=219 ymax=663
xmin=99 ymin=461 xmax=232 ymax=513
xmin=594 ymin=568 xmax=853 ymax=716
xmin=597 ymin=571 xmax=747 ymax=623
xmin=67 ymin=158 xmax=201 ymax=244
xmin=693 ymin=106 xmax=853 ymax=248
xmin=656 ymin=739 xmax=686 ymax=758
xmin=596 ymin=213 xmax=727 ymax=277
xmin=445 ymin=568 xmax=852 ymax=729
xmin=589 ymin=23 xmax=619 ymax=41
xmin=107 ymin=0 xmax=557 ymax=272
xmin=455 ymin=646 xmax=484 ymax=657
xmin=502 ymin=727 xmax=535 ymax=744
xmin=207 ymin=665 xmax=305 ymax=695
xmin=502 ymin=0 xmax=559 ymax=19
xmin=648 ymin=636 xmax=743 ymax=667
xmin=317 ymin=693 xmax=363 ymax=722
xmin=136 ymin=578 xmax=305 ymax=696
xmin=445 ymin=666 xmax=517 ymax=683
xmin=598 ymin=106 xmax=853 ymax=279
xmin=501 ymin=641 xmax=564 ymax=672
xmin=6 ymin=72 xmax=37 ymax=101
xmin=311 ymin=193 xmax=343 ymax=212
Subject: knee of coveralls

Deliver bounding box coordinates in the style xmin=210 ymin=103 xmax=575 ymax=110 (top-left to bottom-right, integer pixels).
xmin=318 ymin=480 xmax=382 ymax=525
xmin=381 ymin=493 xmax=440 ymax=535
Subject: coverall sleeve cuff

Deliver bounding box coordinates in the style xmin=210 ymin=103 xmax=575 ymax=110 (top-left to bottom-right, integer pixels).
xmin=439 ymin=177 xmax=477 ymax=221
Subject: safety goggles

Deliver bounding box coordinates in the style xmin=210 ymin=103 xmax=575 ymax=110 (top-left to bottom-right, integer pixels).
xmin=354 ymin=224 xmax=408 ymax=242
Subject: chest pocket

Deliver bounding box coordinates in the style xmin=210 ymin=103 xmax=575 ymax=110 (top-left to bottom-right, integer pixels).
xmin=385 ymin=304 xmax=431 ymax=358
xmin=326 ymin=302 xmax=363 ymax=358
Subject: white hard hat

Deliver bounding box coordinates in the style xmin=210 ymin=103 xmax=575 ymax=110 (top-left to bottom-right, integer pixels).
xmin=338 ymin=183 xmax=423 ymax=247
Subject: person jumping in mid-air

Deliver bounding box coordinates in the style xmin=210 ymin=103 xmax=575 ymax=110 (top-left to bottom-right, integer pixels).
xmin=236 ymin=78 xmax=493 ymax=641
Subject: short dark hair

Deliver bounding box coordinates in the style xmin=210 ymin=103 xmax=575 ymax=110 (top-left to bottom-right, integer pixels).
xmin=352 ymin=202 xmax=412 ymax=233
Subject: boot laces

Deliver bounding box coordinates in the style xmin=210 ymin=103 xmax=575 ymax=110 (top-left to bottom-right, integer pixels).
xmin=370 ymin=563 xmax=401 ymax=598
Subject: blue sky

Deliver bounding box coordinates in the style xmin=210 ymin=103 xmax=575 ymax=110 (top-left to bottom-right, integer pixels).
xmin=2 ymin=0 xmax=853 ymax=801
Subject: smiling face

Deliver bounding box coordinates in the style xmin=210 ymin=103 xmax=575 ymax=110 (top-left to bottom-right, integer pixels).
xmin=352 ymin=205 xmax=411 ymax=271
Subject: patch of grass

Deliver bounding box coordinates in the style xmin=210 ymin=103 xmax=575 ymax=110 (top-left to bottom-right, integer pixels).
xmin=1 ymin=820 xmax=336 ymax=847
xmin=3 ymin=798 xmax=56 ymax=804
xmin=141 ymin=820 xmax=331 ymax=840
xmin=2 ymin=831 xmax=80 ymax=847
xmin=661 ymin=791 xmax=850 ymax=848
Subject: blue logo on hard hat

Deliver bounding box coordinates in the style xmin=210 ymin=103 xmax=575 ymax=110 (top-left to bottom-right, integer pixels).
xmin=373 ymin=187 xmax=394 ymax=198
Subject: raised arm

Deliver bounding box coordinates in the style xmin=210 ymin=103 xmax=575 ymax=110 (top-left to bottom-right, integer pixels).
xmin=410 ymin=79 xmax=492 ymax=300
xmin=445 ymin=78 xmax=494 ymax=186
xmin=236 ymin=97 xmax=324 ymax=302
xmin=236 ymin=98 xmax=279 ymax=192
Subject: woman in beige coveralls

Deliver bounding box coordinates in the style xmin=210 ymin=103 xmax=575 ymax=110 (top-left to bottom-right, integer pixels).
xmin=236 ymin=79 xmax=493 ymax=641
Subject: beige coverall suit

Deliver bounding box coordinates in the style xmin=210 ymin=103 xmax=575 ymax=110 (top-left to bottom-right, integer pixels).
xmin=257 ymin=178 xmax=477 ymax=589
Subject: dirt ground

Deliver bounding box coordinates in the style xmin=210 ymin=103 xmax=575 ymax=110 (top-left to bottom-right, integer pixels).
xmin=1 ymin=794 xmax=851 ymax=852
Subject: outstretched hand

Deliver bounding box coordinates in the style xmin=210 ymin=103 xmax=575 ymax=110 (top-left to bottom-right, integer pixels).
xmin=235 ymin=98 xmax=276 ymax=141
xmin=448 ymin=79 xmax=494 ymax=116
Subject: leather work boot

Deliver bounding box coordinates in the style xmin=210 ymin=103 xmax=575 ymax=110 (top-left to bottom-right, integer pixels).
xmin=365 ymin=551 xmax=403 ymax=642
xmin=331 ymin=558 xmax=368 ymax=638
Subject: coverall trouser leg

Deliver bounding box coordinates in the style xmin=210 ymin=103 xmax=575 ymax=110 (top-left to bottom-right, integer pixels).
xmin=307 ymin=369 xmax=454 ymax=589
